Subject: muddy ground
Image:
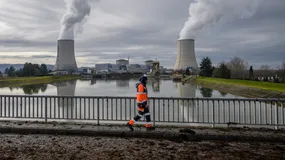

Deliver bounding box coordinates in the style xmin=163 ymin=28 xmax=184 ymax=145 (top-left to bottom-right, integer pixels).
xmin=0 ymin=134 xmax=284 ymax=160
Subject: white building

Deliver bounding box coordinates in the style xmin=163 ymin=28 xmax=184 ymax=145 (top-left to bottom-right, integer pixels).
xmin=116 ymin=59 xmax=129 ymax=66
xmin=82 ymin=68 xmax=93 ymax=74
xmin=145 ymin=60 xmax=153 ymax=66
xmin=127 ymin=64 xmax=146 ymax=73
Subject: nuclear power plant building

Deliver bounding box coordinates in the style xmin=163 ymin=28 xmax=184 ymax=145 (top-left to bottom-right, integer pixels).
xmin=116 ymin=59 xmax=129 ymax=66
xmin=54 ymin=39 xmax=78 ymax=72
xmin=174 ymin=39 xmax=198 ymax=70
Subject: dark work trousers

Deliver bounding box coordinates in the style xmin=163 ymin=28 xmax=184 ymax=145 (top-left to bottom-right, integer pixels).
xmin=133 ymin=102 xmax=151 ymax=123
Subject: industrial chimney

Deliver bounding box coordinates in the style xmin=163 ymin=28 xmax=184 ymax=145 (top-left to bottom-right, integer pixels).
xmin=174 ymin=39 xmax=198 ymax=71
xmin=54 ymin=39 xmax=78 ymax=72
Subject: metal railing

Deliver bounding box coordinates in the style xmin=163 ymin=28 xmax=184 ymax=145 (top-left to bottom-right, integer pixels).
xmin=0 ymin=95 xmax=285 ymax=129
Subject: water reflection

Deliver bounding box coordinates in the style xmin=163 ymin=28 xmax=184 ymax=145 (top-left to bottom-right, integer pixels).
xmin=8 ymin=84 xmax=48 ymax=95
xmin=116 ymin=80 xmax=130 ymax=88
xmin=150 ymin=78 xmax=160 ymax=92
xmin=200 ymin=87 xmax=213 ymax=98
xmin=55 ymin=80 xmax=77 ymax=97
xmin=177 ymin=82 xmax=197 ymax=123
xmin=53 ymin=80 xmax=77 ymax=120
xmin=219 ymin=91 xmax=228 ymax=97
xmin=91 ymin=79 xmax=96 ymax=85
xmin=177 ymin=82 xmax=196 ymax=98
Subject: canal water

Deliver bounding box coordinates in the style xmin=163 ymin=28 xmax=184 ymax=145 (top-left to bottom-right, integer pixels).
xmin=0 ymin=78 xmax=240 ymax=98
xmin=0 ymin=79 xmax=283 ymax=129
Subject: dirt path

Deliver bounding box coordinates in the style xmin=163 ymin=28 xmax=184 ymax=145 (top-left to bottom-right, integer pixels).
xmin=1 ymin=121 xmax=285 ymax=159
xmin=0 ymin=134 xmax=284 ymax=160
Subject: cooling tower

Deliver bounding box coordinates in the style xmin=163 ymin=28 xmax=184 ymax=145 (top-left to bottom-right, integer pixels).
xmin=54 ymin=39 xmax=78 ymax=72
xmin=174 ymin=39 xmax=198 ymax=70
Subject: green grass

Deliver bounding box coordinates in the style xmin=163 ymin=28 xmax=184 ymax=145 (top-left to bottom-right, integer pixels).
xmin=0 ymin=76 xmax=80 ymax=88
xmin=196 ymin=77 xmax=285 ymax=93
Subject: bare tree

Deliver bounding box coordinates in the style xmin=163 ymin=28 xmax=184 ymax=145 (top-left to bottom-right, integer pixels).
xmin=278 ymin=60 xmax=285 ymax=83
xmin=257 ymin=64 xmax=273 ymax=77
xmin=260 ymin=65 xmax=270 ymax=70
xmin=226 ymin=57 xmax=248 ymax=79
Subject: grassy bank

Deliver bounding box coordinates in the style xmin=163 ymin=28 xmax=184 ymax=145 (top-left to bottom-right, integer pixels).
xmin=0 ymin=76 xmax=80 ymax=88
xmin=184 ymin=76 xmax=285 ymax=98
xmin=196 ymin=77 xmax=285 ymax=93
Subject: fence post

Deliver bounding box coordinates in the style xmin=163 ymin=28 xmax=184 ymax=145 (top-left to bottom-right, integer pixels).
xmin=153 ymin=98 xmax=155 ymax=127
xmin=275 ymin=101 xmax=279 ymax=130
xmin=97 ymin=98 xmax=100 ymax=125
xmin=45 ymin=97 xmax=48 ymax=123
xmin=212 ymin=100 xmax=215 ymax=128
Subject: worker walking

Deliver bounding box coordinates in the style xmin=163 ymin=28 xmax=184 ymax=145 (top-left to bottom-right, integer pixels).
xmin=127 ymin=75 xmax=155 ymax=131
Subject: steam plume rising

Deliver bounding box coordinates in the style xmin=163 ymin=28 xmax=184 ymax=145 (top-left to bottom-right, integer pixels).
xmin=179 ymin=0 xmax=261 ymax=40
xmin=58 ymin=0 xmax=94 ymax=40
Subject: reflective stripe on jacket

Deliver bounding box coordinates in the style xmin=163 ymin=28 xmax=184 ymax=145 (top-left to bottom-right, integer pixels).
xmin=136 ymin=83 xmax=148 ymax=103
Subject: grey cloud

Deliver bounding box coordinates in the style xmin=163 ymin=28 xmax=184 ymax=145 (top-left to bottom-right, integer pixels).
xmin=191 ymin=0 xmax=285 ymax=67
xmin=30 ymin=55 xmax=56 ymax=58
xmin=0 ymin=0 xmax=284 ymax=69
xmin=0 ymin=54 xmax=56 ymax=61
xmin=0 ymin=55 xmax=24 ymax=59
xmin=0 ymin=38 xmax=55 ymax=50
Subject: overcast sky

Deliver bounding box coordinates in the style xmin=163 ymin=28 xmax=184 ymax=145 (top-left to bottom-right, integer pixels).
xmin=0 ymin=0 xmax=284 ymax=69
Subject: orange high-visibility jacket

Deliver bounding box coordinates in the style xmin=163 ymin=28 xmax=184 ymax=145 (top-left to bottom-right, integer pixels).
xmin=136 ymin=83 xmax=148 ymax=103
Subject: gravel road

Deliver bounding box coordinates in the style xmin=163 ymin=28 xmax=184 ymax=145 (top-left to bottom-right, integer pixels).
xmin=0 ymin=134 xmax=284 ymax=160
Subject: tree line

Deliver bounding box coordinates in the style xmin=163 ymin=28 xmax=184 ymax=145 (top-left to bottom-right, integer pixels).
xmin=199 ymin=56 xmax=285 ymax=83
xmin=0 ymin=63 xmax=50 ymax=77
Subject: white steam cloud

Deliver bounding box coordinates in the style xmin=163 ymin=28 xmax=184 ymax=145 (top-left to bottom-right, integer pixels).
xmin=179 ymin=0 xmax=261 ymax=40
xmin=58 ymin=0 xmax=95 ymax=40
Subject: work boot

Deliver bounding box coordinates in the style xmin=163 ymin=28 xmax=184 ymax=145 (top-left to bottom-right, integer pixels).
xmin=127 ymin=122 xmax=134 ymax=132
xmin=146 ymin=126 xmax=155 ymax=131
